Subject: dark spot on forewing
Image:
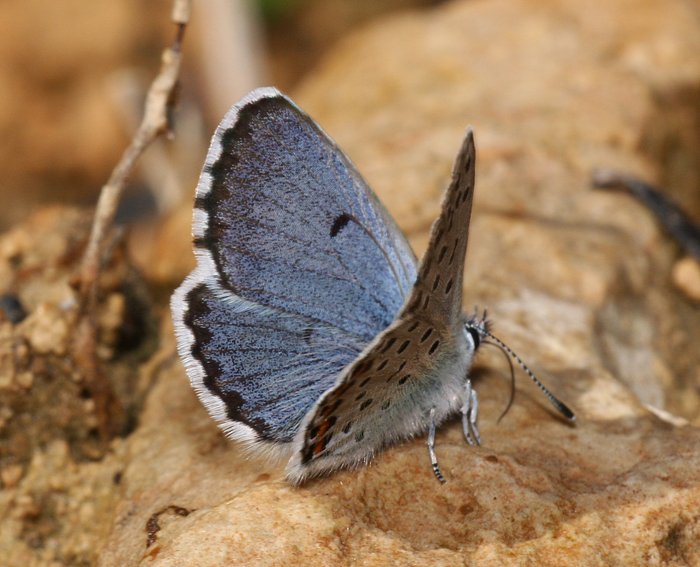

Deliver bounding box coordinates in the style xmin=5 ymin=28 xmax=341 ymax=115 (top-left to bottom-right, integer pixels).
xmin=330 ymin=213 xmax=352 ymax=237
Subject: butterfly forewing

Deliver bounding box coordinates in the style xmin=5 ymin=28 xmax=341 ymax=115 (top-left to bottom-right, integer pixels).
xmin=196 ymin=91 xmax=416 ymax=337
xmin=289 ymin=131 xmax=477 ymax=483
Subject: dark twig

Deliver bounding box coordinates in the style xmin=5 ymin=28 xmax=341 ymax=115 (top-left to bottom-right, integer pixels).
xmin=592 ymin=169 xmax=700 ymax=260
xmin=75 ymin=0 xmax=191 ymax=440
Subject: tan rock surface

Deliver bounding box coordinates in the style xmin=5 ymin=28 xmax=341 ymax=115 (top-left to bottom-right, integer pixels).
xmin=95 ymin=0 xmax=700 ymax=565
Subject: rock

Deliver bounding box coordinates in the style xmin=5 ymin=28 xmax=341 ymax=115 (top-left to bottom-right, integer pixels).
xmin=96 ymin=0 xmax=700 ymax=565
xmin=0 ymin=207 xmax=156 ymax=566
xmin=673 ymin=257 xmax=700 ymax=302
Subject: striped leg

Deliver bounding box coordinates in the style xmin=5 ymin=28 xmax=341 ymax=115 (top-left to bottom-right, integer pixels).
xmin=427 ymin=408 xmax=446 ymax=483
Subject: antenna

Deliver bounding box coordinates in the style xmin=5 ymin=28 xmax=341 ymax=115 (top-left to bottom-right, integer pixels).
xmin=477 ymin=327 xmax=576 ymax=422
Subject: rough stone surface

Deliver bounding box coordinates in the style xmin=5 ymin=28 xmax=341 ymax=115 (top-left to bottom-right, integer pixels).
xmin=0 ymin=208 xmax=156 ymax=565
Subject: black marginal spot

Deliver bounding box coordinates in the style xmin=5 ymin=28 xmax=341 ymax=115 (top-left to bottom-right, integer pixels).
xmin=438 ymin=245 xmax=448 ymax=264
xmin=342 ymin=422 xmax=352 ymax=434
xmin=377 ymin=360 xmax=389 ymax=371
xmin=407 ymin=321 xmax=420 ymax=332
xmin=194 ymin=195 xmax=209 ymax=210
xmin=420 ymin=328 xmax=433 ymax=343
xmin=381 ymin=337 xmax=396 ymax=353
xmin=445 ymin=279 xmax=453 ymax=294
xmin=432 ymin=274 xmax=441 ymax=291
xmin=381 ymin=400 xmax=390 ymax=410
xmin=330 ymin=213 xmax=352 ymax=237
xmin=355 ymin=430 xmax=365 ymax=442
xmin=355 ymin=391 xmax=366 ymax=401
xmin=397 ymin=340 xmax=411 ymax=354
xmin=360 ymin=399 xmax=373 ymax=411
xmin=429 ymin=340 xmax=440 ymax=355
xmin=398 ymin=375 xmax=411 ymax=385
xmin=359 ymin=377 xmax=371 ymax=388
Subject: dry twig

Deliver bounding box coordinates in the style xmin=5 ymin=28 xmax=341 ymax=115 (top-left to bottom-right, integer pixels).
xmin=75 ymin=0 xmax=192 ymax=439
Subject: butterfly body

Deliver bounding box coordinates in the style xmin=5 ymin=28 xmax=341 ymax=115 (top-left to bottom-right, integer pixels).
xmin=287 ymin=312 xmax=478 ymax=481
xmin=172 ymin=87 xmax=572 ymax=485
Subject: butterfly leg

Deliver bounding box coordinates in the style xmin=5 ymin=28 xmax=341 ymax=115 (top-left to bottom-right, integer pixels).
xmin=427 ymin=408 xmax=446 ymax=483
xmin=461 ymin=380 xmax=481 ymax=446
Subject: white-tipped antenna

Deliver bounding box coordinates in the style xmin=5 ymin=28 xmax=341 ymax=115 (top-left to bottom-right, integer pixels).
xmin=483 ymin=330 xmax=576 ymax=422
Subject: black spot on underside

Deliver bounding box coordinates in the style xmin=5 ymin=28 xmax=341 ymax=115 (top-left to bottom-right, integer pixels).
xmin=429 ymin=340 xmax=440 ymax=355
xmin=398 ymin=375 xmax=411 ymax=385
xmin=397 ymin=340 xmax=411 ymax=354
xmin=360 ymin=399 xmax=373 ymax=411
xmin=420 ymin=328 xmax=433 ymax=342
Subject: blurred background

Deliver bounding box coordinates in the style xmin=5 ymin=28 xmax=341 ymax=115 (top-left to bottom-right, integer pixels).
xmin=0 ymin=0 xmax=444 ymax=232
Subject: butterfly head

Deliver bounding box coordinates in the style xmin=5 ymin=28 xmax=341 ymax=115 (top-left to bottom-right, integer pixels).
xmin=463 ymin=308 xmax=576 ymax=423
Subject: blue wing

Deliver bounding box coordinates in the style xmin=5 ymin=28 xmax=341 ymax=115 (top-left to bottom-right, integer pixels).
xmin=171 ymin=88 xmax=417 ymax=447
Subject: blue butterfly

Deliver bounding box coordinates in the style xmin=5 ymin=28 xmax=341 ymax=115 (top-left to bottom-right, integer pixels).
xmin=171 ymin=87 xmax=574 ymax=484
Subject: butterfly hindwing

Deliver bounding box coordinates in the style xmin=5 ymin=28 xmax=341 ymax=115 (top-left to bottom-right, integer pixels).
xmin=289 ymin=131 xmax=477 ymax=483
xmin=171 ymin=88 xmax=419 ymax=454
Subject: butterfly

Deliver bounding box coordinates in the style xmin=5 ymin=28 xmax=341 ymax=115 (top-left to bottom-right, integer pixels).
xmin=171 ymin=87 xmax=574 ymax=485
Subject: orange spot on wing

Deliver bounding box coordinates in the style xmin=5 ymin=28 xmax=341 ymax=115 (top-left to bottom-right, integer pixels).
xmin=312 ymin=418 xmax=331 ymax=456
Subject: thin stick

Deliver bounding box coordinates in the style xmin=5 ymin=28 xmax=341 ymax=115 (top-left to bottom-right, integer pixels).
xmin=75 ymin=0 xmax=191 ymax=440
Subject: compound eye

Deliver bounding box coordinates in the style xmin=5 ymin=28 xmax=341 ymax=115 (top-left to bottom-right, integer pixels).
xmin=466 ymin=326 xmax=481 ymax=349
